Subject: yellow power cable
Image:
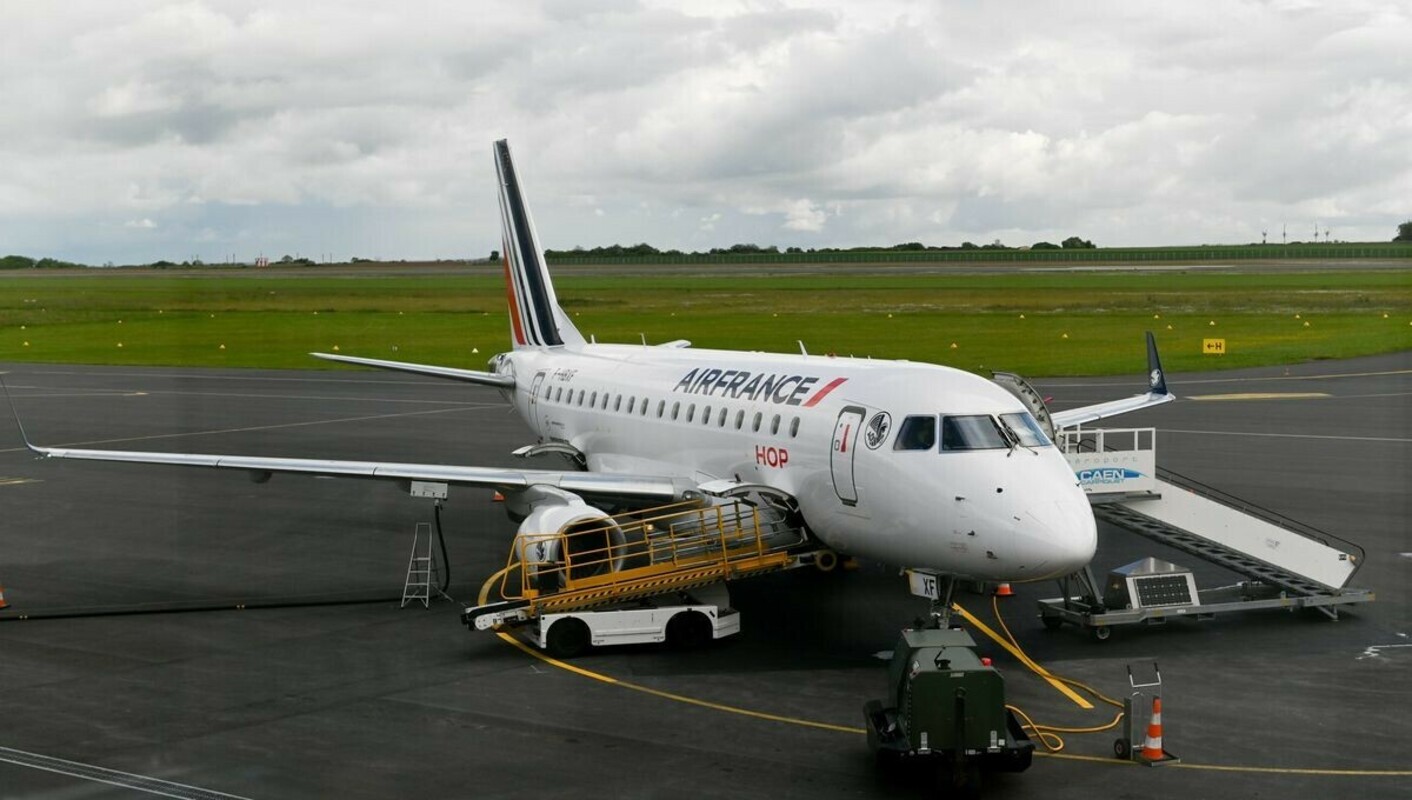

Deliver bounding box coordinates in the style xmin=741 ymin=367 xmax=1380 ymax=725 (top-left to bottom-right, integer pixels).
xmin=985 ymin=595 xmax=1125 ymax=752
xmin=949 ymin=602 xmax=1095 ymax=709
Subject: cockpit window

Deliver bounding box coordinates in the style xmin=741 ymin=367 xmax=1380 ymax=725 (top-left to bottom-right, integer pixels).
xmin=941 ymin=415 xmax=1008 ymax=451
xmin=999 ymin=411 xmax=1052 ymax=448
xmin=893 ymin=415 xmax=937 ymax=451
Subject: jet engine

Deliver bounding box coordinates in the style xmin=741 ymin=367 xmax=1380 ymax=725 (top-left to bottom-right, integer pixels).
xmin=511 ymin=488 xmax=636 ymax=591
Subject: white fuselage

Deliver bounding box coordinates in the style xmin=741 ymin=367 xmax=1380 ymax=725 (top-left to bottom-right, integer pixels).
xmin=497 ymin=343 xmax=1097 ymax=582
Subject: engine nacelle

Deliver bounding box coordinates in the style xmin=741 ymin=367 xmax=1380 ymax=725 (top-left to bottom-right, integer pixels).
xmin=514 ymin=491 xmax=630 ymax=590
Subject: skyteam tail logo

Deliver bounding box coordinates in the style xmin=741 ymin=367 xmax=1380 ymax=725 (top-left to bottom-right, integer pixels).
xmin=1077 ymin=467 xmax=1145 ymax=486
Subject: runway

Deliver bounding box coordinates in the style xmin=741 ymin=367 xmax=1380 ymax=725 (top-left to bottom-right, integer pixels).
xmin=1 ymin=352 xmax=1408 ymax=799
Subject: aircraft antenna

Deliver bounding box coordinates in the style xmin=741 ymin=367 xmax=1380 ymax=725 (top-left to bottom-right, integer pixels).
xmin=798 ymin=340 xmax=809 ymax=356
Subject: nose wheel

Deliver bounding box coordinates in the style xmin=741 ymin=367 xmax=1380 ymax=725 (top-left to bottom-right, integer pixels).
xmin=929 ymin=574 xmax=960 ymax=628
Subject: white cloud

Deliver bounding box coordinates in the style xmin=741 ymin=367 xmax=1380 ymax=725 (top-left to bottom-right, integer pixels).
xmin=124 ymin=218 xmax=158 ymax=229
xmin=0 ymin=0 xmax=1408 ymax=263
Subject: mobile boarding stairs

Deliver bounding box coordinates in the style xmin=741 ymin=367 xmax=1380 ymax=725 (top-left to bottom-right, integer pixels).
xmin=463 ymin=499 xmax=817 ymax=632
xmin=1043 ymin=427 xmax=1372 ymax=639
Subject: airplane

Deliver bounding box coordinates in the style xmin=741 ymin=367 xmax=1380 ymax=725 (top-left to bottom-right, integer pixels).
xmin=11 ymin=139 xmax=1174 ymax=613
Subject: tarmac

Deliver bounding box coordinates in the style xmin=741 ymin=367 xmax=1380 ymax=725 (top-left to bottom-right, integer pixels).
xmin=1 ymin=351 xmax=1408 ymax=799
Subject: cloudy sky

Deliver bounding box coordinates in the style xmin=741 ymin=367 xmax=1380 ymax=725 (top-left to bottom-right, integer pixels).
xmin=2 ymin=1 xmax=1409 ymax=265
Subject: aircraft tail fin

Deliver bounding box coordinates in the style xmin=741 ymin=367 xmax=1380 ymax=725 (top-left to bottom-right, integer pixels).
xmin=494 ymin=139 xmax=585 ymax=350
xmin=1145 ymin=330 xmax=1168 ymax=395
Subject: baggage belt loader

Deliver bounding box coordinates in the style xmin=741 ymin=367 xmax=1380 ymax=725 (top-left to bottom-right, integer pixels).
xmin=465 ymin=498 xmax=815 ymax=657
xmin=865 ymin=628 xmax=1033 ymax=793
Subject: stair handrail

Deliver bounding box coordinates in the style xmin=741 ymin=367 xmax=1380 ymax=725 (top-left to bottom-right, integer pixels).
xmin=1153 ymin=465 xmax=1366 ymax=579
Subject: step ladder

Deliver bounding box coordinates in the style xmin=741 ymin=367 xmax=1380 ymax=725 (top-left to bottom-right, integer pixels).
xmin=401 ymin=522 xmax=448 ymax=608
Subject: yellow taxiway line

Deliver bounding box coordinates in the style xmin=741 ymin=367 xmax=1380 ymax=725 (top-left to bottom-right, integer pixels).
xmin=1188 ymin=392 xmax=1330 ymax=401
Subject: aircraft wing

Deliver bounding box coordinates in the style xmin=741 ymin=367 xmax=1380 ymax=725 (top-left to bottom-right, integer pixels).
xmin=311 ymin=352 xmax=515 ymax=388
xmin=1050 ymin=391 xmax=1174 ymax=428
xmin=1049 ymin=332 xmax=1175 ymax=429
xmin=24 ymin=443 xmax=698 ymax=504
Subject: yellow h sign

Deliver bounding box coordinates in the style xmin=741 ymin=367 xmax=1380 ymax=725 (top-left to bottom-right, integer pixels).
xmin=1203 ymin=338 xmax=1226 ymax=355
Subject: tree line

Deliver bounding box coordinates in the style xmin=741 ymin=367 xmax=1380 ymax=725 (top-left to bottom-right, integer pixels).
xmin=541 ymin=236 xmax=1098 ymax=260
xmin=4 ymin=222 xmax=1408 ymax=270
xmin=0 ymin=255 xmax=87 ymax=269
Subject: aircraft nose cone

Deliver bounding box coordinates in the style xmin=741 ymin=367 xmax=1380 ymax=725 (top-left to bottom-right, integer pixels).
xmin=1020 ymin=491 xmax=1097 ymax=579
xmin=1052 ymin=492 xmax=1098 ymax=573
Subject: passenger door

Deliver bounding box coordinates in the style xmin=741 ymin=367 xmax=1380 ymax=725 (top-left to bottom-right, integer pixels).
xmin=831 ymin=406 xmax=865 ymax=506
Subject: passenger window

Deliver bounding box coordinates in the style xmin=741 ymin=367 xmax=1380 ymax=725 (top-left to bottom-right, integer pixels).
xmin=656 ymin=400 xmax=665 ymax=418
xmin=718 ymin=407 xmax=728 ymax=427
xmin=789 ymin=417 xmax=800 ymax=438
xmin=671 ymin=402 xmax=680 ymax=421
xmin=770 ymin=414 xmax=780 ymax=435
xmin=735 ymin=410 xmax=744 ymax=429
xmin=702 ymin=405 xmax=711 ymax=425
xmin=614 ymin=395 xmax=622 ymax=412
xmin=894 ymin=415 xmax=937 ymax=451
xmin=642 ymin=399 xmax=649 ymax=416
xmin=752 ymin=412 xmax=762 ymax=432
xmin=577 ymin=390 xmax=585 ymax=406
xmin=555 ymin=387 xmax=563 ymax=402
xmin=686 ymin=404 xmax=695 ymax=423
xmin=590 ymin=391 xmax=597 ymax=408
xmin=941 ymin=415 xmax=1009 ymax=451
xmin=627 ymin=396 xmax=635 ymax=414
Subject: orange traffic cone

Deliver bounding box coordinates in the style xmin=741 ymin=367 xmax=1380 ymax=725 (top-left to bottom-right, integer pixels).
xmin=994 ymin=582 xmax=1014 ymax=597
xmin=1139 ymin=697 xmax=1169 ymax=762
xmin=0 ymin=584 xmax=8 ymax=610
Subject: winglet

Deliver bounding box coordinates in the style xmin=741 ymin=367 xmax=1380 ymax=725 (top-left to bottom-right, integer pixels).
xmin=1145 ymin=331 xmax=1168 ymax=396
xmin=1 ymin=374 xmax=42 ymax=455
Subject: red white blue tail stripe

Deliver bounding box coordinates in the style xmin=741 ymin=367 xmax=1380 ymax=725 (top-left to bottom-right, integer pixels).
xmin=494 ymin=140 xmax=584 ymax=349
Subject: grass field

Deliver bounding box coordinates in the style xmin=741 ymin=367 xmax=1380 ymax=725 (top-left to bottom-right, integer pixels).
xmin=2 ymin=268 xmax=1409 ymax=376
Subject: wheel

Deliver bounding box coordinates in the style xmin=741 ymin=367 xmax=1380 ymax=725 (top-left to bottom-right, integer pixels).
xmin=544 ymin=617 xmax=591 ymax=659
xmin=1091 ymin=625 xmax=1112 ymax=642
xmin=1113 ymin=738 xmax=1132 ymax=760
xmin=814 ymin=550 xmax=839 ymax=572
xmin=665 ymin=610 xmax=713 ymax=650
xmin=1041 ymin=614 xmax=1064 ymax=632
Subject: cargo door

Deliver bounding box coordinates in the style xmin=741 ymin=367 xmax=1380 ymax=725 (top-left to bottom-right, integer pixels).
xmin=528 ymin=371 xmax=546 ymax=435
